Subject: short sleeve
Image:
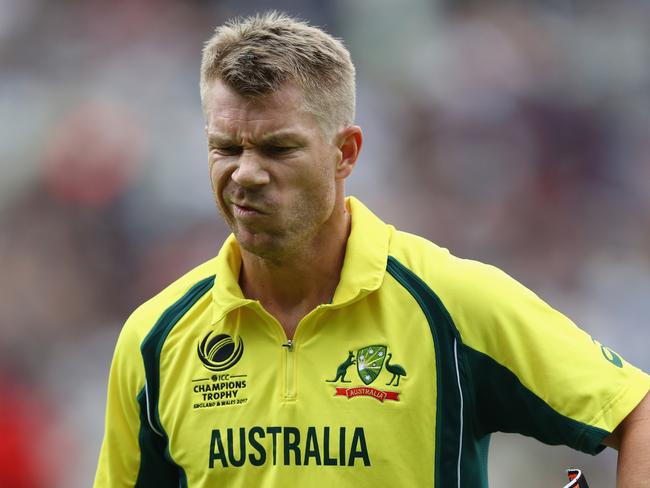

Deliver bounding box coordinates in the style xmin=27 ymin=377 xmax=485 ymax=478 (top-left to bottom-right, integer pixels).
xmin=440 ymin=259 xmax=650 ymax=453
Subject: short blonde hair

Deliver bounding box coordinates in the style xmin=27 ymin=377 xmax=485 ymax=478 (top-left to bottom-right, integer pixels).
xmin=200 ymin=11 xmax=355 ymax=136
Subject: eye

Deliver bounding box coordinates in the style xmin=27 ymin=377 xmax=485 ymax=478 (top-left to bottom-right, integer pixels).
xmin=211 ymin=146 xmax=242 ymax=156
xmin=265 ymin=145 xmax=296 ymax=156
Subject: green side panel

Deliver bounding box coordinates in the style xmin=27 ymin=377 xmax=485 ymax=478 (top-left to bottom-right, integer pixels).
xmin=463 ymin=345 xmax=610 ymax=454
xmin=136 ymin=389 xmax=186 ymax=487
xmin=387 ymin=256 xmax=482 ymax=487
xmin=137 ymin=275 xmax=216 ymax=487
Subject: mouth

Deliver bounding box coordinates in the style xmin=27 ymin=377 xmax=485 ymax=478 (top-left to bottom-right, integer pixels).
xmin=231 ymin=201 xmax=268 ymax=217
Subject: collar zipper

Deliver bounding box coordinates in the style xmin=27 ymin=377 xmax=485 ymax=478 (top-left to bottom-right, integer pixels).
xmin=282 ymin=339 xmax=296 ymax=400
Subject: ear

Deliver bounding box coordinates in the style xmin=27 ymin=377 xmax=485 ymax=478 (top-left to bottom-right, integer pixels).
xmin=335 ymin=125 xmax=363 ymax=179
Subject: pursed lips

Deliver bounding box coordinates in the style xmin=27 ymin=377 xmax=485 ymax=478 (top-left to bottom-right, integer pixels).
xmin=231 ymin=201 xmax=268 ymax=215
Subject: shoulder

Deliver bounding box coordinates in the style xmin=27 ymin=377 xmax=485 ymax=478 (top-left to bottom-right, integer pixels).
xmin=388 ymin=229 xmax=522 ymax=297
xmin=386 ymin=229 xmax=549 ymax=340
xmin=102 ymin=256 xmax=219 ymax=406
xmin=120 ymin=256 xmax=218 ymax=345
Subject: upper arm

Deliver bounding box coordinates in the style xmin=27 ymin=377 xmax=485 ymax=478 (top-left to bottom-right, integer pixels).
xmin=604 ymin=391 xmax=650 ymax=450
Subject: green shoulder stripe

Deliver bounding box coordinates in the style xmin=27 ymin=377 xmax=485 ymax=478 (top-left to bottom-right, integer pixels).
xmin=386 ymin=256 xmax=474 ymax=487
xmin=137 ymin=275 xmax=215 ymax=487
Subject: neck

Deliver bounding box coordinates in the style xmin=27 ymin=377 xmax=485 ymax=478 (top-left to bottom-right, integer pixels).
xmin=239 ymin=201 xmax=351 ymax=337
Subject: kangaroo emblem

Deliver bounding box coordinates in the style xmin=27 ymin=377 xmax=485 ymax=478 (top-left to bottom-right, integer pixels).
xmin=326 ymin=351 xmax=356 ymax=383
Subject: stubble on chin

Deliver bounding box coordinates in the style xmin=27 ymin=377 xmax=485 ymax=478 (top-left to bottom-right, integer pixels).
xmin=235 ymin=230 xmax=286 ymax=263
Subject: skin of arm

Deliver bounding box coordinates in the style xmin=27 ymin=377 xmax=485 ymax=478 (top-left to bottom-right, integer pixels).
xmin=603 ymin=392 xmax=650 ymax=487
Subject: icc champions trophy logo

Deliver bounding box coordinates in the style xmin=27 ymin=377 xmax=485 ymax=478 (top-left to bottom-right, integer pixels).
xmin=197 ymin=331 xmax=244 ymax=372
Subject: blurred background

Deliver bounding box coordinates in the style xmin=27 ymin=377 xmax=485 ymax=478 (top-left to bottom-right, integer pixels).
xmin=1 ymin=0 xmax=648 ymax=486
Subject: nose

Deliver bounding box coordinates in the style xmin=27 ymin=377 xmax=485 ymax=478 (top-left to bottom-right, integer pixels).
xmin=231 ymin=151 xmax=270 ymax=188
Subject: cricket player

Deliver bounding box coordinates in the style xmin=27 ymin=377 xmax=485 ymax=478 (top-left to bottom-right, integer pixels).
xmin=94 ymin=11 xmax=650 ymax=487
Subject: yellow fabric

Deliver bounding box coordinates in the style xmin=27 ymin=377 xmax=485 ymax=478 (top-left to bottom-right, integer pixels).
xmin=388 ymin=232 xmax=650 ymax=434
xmin=94 ymin=197 xmax=650 ymax=487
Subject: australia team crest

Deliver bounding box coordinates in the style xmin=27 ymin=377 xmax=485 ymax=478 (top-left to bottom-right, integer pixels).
xmin=326 ymin=344 xmax=406 ymax=402
xmin=356 ymin=345 xmax=387 ymax=385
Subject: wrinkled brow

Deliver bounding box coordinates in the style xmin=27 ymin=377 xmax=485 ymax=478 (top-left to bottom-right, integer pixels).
xmin=208 ymin=130 xmax=307 ymax=147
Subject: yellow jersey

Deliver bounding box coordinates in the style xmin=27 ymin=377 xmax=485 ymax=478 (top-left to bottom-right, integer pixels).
xmin=94 ymin=197 xmax=650 ymax=487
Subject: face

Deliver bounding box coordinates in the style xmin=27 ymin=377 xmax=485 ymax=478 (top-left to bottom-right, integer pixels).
xmin=204 ymin=80 xmax=344 ymax=260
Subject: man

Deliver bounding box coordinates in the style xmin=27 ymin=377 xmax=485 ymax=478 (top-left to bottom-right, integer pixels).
xmin=94 ymin=12 xmax=650 ymax=487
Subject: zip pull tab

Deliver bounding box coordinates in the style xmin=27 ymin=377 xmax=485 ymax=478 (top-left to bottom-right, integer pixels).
xmin=282 ymin=339 xmax=294 ymax=351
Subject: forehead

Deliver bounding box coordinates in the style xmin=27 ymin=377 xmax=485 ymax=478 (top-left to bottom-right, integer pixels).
xmin=203 ymin=80 xmax=319 ymax=138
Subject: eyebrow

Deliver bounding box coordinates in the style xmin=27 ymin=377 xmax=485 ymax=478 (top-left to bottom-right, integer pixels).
xmin=207 ymin=130 xmax=306 ymax=147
